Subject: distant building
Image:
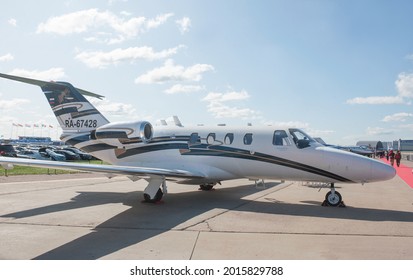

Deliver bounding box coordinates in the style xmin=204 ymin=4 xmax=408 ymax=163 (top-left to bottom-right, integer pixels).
xmin=18 ymin=136 xmax=52 ymax=143
xmin=356 ymin=141 xmax=384 ymax=151
xmin=9 ymin=136 xmax=63 ymax=146
xmin=393 ymin=139 xmax=413 ymax=151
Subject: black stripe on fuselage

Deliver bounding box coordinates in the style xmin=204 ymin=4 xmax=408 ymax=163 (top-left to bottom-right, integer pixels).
xmin=64 ymin=134 xmax=118 ymax=152
xmin=53 ymin=106 xmax=78 ymax=116
xmin=115 ymin=143 xmax=188 ymax=159
xmin=182 ymin=145 xmax=353 ymax=183
xmin=74 ymin=137 xmax=353 ymax=182
xmin=53 ymin=107 xmax=101 ymax=119
xmin=70 ymin=109 xmax=101 ymax=119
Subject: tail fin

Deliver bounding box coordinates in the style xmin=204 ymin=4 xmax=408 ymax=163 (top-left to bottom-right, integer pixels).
xmin=0 ymin=73 xmax=109 ymax=132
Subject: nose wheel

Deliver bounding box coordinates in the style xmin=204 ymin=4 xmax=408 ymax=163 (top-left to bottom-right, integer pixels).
xmin=323 ymin=183 xmax=345 ymax=207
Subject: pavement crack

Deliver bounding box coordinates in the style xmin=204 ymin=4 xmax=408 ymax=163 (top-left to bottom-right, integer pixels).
xmin=189 ymin=231 xmax=200 ymax=260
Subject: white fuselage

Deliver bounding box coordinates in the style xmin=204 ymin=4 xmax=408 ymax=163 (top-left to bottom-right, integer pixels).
xmin=67 ymin=125 xmax=396 ymax=185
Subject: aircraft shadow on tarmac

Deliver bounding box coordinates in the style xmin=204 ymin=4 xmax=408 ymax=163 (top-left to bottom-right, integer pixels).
xmin=2 ymin=182 xmax=413 ymax=260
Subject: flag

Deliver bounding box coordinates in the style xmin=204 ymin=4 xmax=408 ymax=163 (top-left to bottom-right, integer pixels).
xmin=49 ymin=125 xmax=54 ymax=128
xmin=25 ymin=124 xmax=31 ymax=128
xmin=12 ymin=123 xmax=18 ymax=127
xmin=18 ymin=124 xmax=23 ymax=127
xmin=34 ymin=124 xmax=39 ymax=128
xmin=41 ymin=124 xmax=47 ymax=128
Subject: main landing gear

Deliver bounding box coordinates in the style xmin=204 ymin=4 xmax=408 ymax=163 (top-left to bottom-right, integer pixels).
xmin=143 ymin=188 xmax=163 ymax=203
xmin=143 ymin=177 xmax=167 ymax=203
xmin=323 ymin=183 xmax=345 ymax=207
xmin=199 ymin=183 xmax=216 ymax=191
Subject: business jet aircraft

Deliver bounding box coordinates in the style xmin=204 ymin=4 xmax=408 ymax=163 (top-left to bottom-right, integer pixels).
xmin=0 ymin=73 xmax=396 ymax=206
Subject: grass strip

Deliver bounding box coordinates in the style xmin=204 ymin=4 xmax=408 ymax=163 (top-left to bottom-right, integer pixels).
xmin=0 ymin=160 xmax=105 ymax=176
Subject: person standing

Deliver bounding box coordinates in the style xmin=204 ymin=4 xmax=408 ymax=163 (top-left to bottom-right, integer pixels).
xmin=389 ymin=150 xmax=395 ymax=166
xmin=395 ymin=150 xmax=402 ymax=167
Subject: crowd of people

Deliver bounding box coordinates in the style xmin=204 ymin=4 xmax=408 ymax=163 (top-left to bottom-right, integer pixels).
xmin=385 ymin=150 xmax=402 ymax=167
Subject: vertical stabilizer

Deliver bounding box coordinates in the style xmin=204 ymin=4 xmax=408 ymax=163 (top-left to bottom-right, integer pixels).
xmin=41 ymin=81 xmax=109 ymax=132
xmin=0 ymin=73 xmax=109 ymax=132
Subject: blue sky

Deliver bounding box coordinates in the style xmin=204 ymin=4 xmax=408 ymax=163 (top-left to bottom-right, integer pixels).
xmin=1 ymin=0 xmax=413 ymax=145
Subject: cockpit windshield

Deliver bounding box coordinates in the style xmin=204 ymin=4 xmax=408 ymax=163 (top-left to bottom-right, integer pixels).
xmin=289 ymin=128 xmax=316 ymax=149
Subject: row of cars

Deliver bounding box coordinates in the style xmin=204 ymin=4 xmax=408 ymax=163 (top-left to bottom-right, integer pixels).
xmin=0 ymin=144 xmax=94 ymax=161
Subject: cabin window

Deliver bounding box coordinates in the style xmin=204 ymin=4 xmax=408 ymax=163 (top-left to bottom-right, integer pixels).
xmin=243 ymin=133 xmax=253 ymax=145
xmin=289 ymin=128 xmax=315 ymax=149
xmin=224 ymin=133 xmax=234 ymax=145
xmin=207 ymin=133 xmax=216 ymax=144
xmin=273 ymin=130 xmax=290 ymax=146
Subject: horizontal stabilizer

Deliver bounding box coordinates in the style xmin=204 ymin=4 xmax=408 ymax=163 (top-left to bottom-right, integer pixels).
xmin=0 ymin=73 xmax=104 ymax=99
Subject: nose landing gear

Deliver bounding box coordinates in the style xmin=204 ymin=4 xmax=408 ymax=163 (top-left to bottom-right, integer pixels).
xmin=323 ymin=183 xmax=346 ymax=207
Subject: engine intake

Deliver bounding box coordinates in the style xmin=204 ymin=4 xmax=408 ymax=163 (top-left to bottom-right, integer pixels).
xmin=94 ymin=121 xmax=153 ymax=147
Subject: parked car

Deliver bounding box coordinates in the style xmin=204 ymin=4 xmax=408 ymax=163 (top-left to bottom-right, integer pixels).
xmin=63 ymin=147 xmax=93 ymax=160
xmin=46 ymin=149 xmax=66 ymax=161
xmin=54 ymin=150 xmax=81 ymax=160
xmin=38 ymin=147 xmax=66 ymax=161
xmin=17 ymin=149 xmax=46 ymax=160
xmin=0 ymin=144 xmax=17 ymax=157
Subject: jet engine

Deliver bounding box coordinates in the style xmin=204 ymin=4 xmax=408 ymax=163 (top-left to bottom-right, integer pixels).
xmin=93 ymin=121 xmax=153 ymax=147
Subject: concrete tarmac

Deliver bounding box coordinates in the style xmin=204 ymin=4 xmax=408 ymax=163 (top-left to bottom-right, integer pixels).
xmin=0 ymin=168 xmax=412 ymax=260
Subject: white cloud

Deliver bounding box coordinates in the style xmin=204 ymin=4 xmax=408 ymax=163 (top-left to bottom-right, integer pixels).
xmin=346 ymin=72 xmax=413 ymax=105
xmin=0 ymin=96 xmax=30 ymax=111
xmin=88 ymin=97 xmax=156 ymax=122
xmin=0 ymin=115 xmax=18 ymax=123
xmin=88 ymin=97 xmax=135 ymax=118
xmin=76 ymin=45 xmax=184 ymax=68
xmin=120 ymin=11 xmax=132 ymax=17
xmin=307 ymin=128 xmax=335 ymax=137
xmin=398 ymin=123 xmax=413 ymax=131
xmin=8 ymin=18 xmax=17 ymax=27
xmin=176 ymin=17 xmax=191 ymax=34
xmin=0 ymin=53 xmax=14 ymax=62
xmin=346 ymin=96 xmax=404 ymax=105
xmin=146 ymin=13 xmax=174 ymax=29
xmin=382 ymin=112 xmax=413 ymax=122
xmin=203 ymin=90 xmax=250 ymax=102
xmin=108 ymin=0 xmax=129 ymax=5
xmin=8 ymin=68 xmax=66 ymax=80
xmin=37 ymin=9 xmax=174 ymax=44
xmin=164 ymin=84 xmax=204 ymax=94
xmin=202 ymin=89 xmax=260 ymax=119
xmin=395 ymin=72 xmax=413 ymax=98
xmin=206 ymin=104 xmax=257 ymax=119
xmin=366 ymin=127 xmax=394 ymax=136
xmin=37 ymin=9 xmax=106 ymax=35
xmin=264 ymin=121 xmax=310 ymax=129
xmin=135 ymin=59 xmax=214 ymax=84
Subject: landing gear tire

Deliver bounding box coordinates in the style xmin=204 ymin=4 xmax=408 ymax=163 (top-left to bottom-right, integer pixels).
xmin=325 ymin=190 xmax=342 ymax=207
xmin=199 ymin=184 xmax=214 ymax=191
xmin=143 ymin=188 xmax=163 ymax=203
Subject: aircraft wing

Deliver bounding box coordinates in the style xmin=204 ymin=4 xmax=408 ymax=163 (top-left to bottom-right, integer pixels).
xmin=0 ymin=157 xmax=204 ymax=180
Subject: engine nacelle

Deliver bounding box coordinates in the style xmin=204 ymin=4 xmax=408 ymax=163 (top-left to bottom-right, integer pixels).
xmin=93 ymin=121 xmax=153 ymax=147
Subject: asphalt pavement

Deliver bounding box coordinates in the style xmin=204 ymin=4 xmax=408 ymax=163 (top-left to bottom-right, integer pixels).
xmin=0 ymin=166 xmax=412 ymax=260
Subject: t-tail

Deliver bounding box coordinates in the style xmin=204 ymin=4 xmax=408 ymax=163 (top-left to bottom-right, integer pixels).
xmin=0 ymin=73 xmax=109 ymax=134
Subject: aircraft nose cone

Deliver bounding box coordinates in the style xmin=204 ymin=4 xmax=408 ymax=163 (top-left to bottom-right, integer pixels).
xmin=369 ymin=160 xmax=396 ymax=182
xmin=318 ymin=147 xmax=396 ymax=183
